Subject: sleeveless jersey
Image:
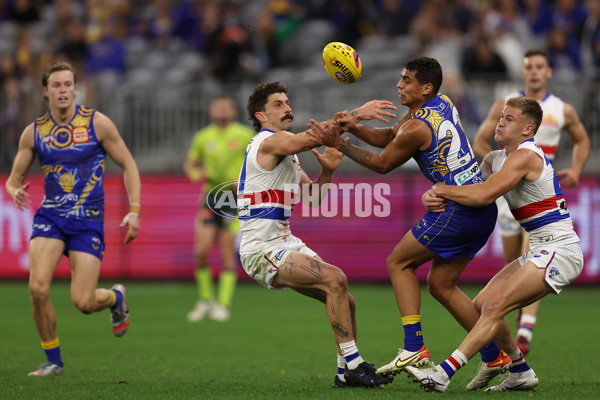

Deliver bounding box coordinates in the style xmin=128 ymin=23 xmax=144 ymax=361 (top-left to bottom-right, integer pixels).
xmin=490 ymin=139 xmax=579 ymax=247
xmin=237 ymin=129 xmax=303 ymax=255
xmin=34 ymin=105 xmax=106 ymax=218
xmin=412 ymin=93 xmax=483 ymax=186
xmin=504 ymin=91 xmax=565 ymax=161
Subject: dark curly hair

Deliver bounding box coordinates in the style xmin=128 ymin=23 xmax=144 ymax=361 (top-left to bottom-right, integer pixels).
xmin=247 ymin=81 xmax=288 ymax=132
xmin=404 ymin=57 xmax=443 ymax=96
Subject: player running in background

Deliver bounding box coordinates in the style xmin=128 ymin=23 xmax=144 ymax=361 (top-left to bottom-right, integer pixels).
xmin=238 ymin=81 xmax=396 ymax=388
xmin=307 ymin=57 xmax=512 ymax=390
xmin=472 ymin=49 xmax=590 ymax=355
xmin=5 ymin=61 xmax=141 ymax=376
xmin=409 ymin=96 xmax=583 ymax=392
xmin=183 ymin=97 xmax=254 ymax=322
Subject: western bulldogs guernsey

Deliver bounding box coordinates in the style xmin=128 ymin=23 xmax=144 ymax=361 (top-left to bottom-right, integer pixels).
xmin=490 ymin=139 xmax=579 ymax=248
xmin=237 ymin=129 xmax=302 ymax=255
xmin=34 ymin=105 xmax=106 ymax=219
xmin=505 ymin=91 xmax=564 ymax=162
xmin=411 ymin=94 xmax=497 ymax=259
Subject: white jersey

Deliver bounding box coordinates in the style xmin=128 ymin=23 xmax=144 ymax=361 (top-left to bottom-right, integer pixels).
xmin=504 ymin=91 xmax=565 ymax=161
xmin=237 ymin=129 xmax=303 ymax=255
xmin=490 ymin=139 xmax=579 ymax=249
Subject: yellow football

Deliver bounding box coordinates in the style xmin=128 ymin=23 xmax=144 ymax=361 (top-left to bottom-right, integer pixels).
xmin=322 ymin=42 xmax=362 ymax=84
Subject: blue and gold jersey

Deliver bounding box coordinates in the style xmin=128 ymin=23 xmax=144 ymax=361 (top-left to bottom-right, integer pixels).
xmin=412 ymin=94 xmax=482 ymax=186
xmin=34 ymin=105 xmax=106 ymax=219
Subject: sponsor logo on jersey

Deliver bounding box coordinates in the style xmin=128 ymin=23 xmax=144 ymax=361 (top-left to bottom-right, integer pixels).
xmin=454 ymin=164 xmax=479 ymax=186
xmin=72 ymin=126 xmax=89 ymax=143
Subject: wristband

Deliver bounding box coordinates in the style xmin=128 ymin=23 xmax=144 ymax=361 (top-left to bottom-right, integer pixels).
xmin=130 ymin=203 xmax=141 ymax=215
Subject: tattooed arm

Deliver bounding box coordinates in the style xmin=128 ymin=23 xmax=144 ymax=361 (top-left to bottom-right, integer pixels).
xmin=307 ymin=117 xmax=429 ymax=174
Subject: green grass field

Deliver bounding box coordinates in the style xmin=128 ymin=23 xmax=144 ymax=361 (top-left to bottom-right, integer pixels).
xmin=0 ymin=281 xmax=598 ymax=399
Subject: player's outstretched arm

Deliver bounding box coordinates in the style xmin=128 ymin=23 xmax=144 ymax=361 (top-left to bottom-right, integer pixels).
xmin=298 ymin=146 xmax=344 ymax=205
xmin=306 ymin=118 xmax=423 ymax=174
xmin=95 ymin=112 xmax=141 ymax=244
xmin=5 ymin=124 xmax=35 ymax=211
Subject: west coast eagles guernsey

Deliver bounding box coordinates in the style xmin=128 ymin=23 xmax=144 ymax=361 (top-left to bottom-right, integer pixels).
xmin=412 ymin=93 xmax=484 ymax=186
xmin=489 ymin=139 xmax=579 ymax=248
xmin=410 ymin=94 xmax=497 ymax=259
xmin=237 ymin=129 xmax=302 ymax=255
xmin=504 ymin=91 xmax=564 ymax=161
xmin=34 ymin=105 xmax=105 ymax=219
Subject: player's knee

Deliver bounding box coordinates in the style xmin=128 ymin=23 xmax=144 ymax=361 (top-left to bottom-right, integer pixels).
xmin=480 ymin=296 xmax=504 ymax=319
xmin=473 ymin=294 xmax=485 ymax=312
xmin=72 ymin=298 xmax=95 ymax=314
xmin=29 ymin=281 xmax=50 ymax=303
xmin=426 ymin=280 xmax=452 ymax=303
xmin=327 ymin=270 xmax=349 ymax=296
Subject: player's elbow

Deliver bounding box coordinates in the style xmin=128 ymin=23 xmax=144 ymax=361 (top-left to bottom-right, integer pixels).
xmin=475 ymin=193 xmax=496 ymax=207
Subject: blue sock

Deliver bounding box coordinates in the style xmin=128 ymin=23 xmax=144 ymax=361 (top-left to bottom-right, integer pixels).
xmin=44 ymin=347 xmax=63 ymax=367
xmin=111 ymin=289 xmax=123 ymax=310
xmin=42 ymin=339 xmax=63 ymax=367
xmin=402 ymin=315 xmax=424 ymax=351
xmin=479 ymin=341 xmax=501 ymax=363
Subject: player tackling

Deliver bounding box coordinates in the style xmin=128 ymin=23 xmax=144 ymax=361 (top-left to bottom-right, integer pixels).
xmin=409 ymin=96 xmax=583 ymax=392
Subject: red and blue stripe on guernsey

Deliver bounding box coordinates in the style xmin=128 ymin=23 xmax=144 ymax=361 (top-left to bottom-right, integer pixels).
xmin=510 ymin=175 xmax=570 ymax=232
xmin=237 ymin=129 xmax=294 ymax=221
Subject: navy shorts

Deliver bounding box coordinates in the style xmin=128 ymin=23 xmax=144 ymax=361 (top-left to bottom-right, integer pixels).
xmin=411 ymin=201 xmax=497 ymax=260
xmin=31 ymin=208 xmax=105 ymax=260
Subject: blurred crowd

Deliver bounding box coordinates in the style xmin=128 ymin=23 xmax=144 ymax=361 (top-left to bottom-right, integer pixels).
xmin=2 ymin=0 xmax=600 ymax=165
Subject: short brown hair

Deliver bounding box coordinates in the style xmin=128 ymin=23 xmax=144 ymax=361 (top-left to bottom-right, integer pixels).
xmin=247 ymin=81 xmax=288 ymax=132
xmin=42 ymin=61 xmax=77 ymax=88
xmin=505 ymin=97 xmax=543 ymax=135
xmin=524 ymin=49 xmax=549 ymax=64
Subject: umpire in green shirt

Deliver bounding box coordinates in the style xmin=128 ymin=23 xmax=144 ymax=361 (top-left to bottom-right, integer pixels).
xmin=183 ymin=97 xmax=254 ymax=322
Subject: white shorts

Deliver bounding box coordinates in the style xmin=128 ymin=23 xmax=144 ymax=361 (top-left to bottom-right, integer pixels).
xmin=240 ymin=239 xmax=318 ymax=289
xmin=518 ymin=242 xmax=583 ymax=294
xmin=496 ymin=196 xmax=521 ymax=237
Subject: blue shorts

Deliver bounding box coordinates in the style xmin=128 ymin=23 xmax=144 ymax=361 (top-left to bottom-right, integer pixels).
xmin=31 ymin=208 xmax=105 ymax=260
xmin=411 ymin=201 xmax=497 ymax=260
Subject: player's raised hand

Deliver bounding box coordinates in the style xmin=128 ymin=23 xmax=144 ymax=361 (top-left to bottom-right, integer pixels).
xmin=13 ymin=181 xmax=31 ymax=211
xmin=353 ymin=100 xmax=397 ymax=123
xmin=306 ymin=119 xmax=343 ymax=147
xmin=311 ymin=144 xmax=345 ymax=172
xmin=120 ymin=211 xmax=140 ymax=244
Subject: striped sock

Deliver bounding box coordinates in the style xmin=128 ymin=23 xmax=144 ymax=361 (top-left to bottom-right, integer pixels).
xmin=340 ymin=340 xmax=364 ymax=370
xmin=402 ymin=315 xmax=424 ymax=351
xmin=337 ymin=354 xmax=346 ymax=381
xmin=439 ymin=350 xmax=468 ymax=379
xmin=42 ymin=338 xmax=63 ymax=367
xmin=110 ymin=289 xmax=123 ymax=310
xmin=517 ymin=314 xmax=536 ymax=341
xmin=507 ymin=349 xmax=531 ymax=373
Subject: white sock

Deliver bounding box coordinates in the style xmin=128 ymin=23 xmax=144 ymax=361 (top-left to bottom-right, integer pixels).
xmin=517 ymin=314 xmax=536 ymax=341
xmin=339 ymin=340 xmax=364 ymax=370
xmin=337 ymin=354 xmax=346 ymax=381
